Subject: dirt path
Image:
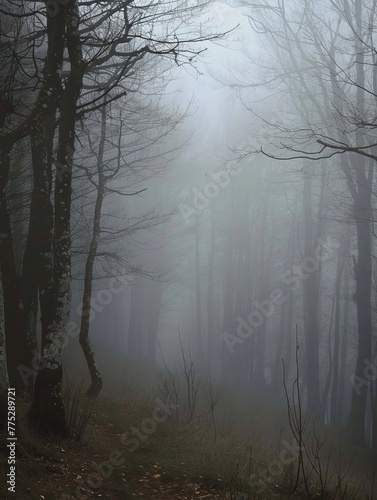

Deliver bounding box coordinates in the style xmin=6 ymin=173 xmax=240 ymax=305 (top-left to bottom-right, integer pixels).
xmin=25 ymin=427 xmax=229 ymax=499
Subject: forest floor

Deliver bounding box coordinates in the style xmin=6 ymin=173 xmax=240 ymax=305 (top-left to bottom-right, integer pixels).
xmin=0 ymin=394 xmax=367 ymax=500
xmin=0 ymin=397 xmax=240 ymax=500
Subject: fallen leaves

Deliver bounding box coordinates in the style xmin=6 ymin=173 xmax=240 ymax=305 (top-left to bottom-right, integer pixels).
xmin=133 ymin=465 xmax=227 ymax=499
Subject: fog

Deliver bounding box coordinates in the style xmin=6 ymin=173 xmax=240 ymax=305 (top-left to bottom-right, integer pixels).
xmin=2 ymin=0 xmax=377 ymax=498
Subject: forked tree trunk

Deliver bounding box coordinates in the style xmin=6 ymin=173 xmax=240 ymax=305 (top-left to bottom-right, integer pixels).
xmin=29 ymin=0 xmax=83 ymax=433
xmin=28 ymin=114 xmax=66 ymax=433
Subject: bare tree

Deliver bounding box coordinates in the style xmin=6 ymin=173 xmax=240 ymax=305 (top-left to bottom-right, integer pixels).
xmin=236 ymin=0 xmax=377 ymax=445
xmin=0 ymin=0 xmax=229 ymax=432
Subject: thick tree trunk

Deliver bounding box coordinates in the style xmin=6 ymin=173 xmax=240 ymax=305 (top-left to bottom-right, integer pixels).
xmin=28 ymin=116 xmax=65 ymax=433
xmin=0 ymin=147 xmax=31 ymax=393
xmin=30 ymin=0 xmax=83 ymax=433
xmin=0 ymin=198 xmax=30 ymax=392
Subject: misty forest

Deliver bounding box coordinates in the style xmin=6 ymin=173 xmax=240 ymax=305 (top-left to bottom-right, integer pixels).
xmin=3 ymin=0 xmax=377 ymax=498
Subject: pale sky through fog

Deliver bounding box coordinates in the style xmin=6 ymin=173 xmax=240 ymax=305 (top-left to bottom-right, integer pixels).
xmin=165 ymin=1 xmax=259 ymax=166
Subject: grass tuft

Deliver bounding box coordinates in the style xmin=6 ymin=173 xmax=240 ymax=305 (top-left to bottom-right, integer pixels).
xmin=62 ymin=379 xmax=96 ymax=444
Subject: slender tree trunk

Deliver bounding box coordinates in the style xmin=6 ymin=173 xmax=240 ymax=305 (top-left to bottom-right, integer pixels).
xmin=302 ymin=166 xmax=321 ymax=413
xmin=145 ymin=280 xmax=163 ymax=364
xmin=346 ymin=0 xmax=373 ymax=446
xmin=233 ymin=189 xmax=251 ymax=391
xmin=0 ymin=268 xmax=9 ymax=431
xmin=20 ymin=197 xmax=39 ymax=395
xmin=330 ymin=233 xmax=347 ymax=425
xmin=337 ymin=259 xmax=349 ymax=423
xmin=272 ymin=218 xmax=295 ymax=394
xmin=253 ymin=196 xmax=270 ymax=395
xmin=127 ymin=274 xmax=143 ymax=358
xmin=79 ymin=104 xmax=106 ymax=399
xmin=195 ymin=214 xmax=203 ymax=366
xmin=221 ymin=196 xmax=235 ymax=385
xmin=348 ymin=189 xmax=372 ymax=445
xmin=206 ymin=206 xmax=216 ymax=375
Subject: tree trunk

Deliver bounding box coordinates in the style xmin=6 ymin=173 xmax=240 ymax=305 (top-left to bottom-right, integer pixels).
xmin=194 ymin=214 xmax=203 ymax=366
xmin=330 ymin=232 xmax=347 ymax=425
xmin=346 ymin=0 xmax=373 ymax=447
xmin=145 ymin=280 xmax=163 ymax=364
xmin=79 ymin=103 xmax=106 ymax=399
xmin=272 ymin=217 xmax=295 ymax=395
xmin=0 ymin=144 xmax=32 ymax=393
xmin=302 ymin=166 xmax=321 ymax=413
xmin=337 ymin=259 xmax=350 ymax=423
xmin=221 ymin=198 xmax=235 ymax=385
xmin=0 ymin=268 xmax=9 ymax=431
xmin=347 ymin=189 xmax=372 ymax=445
xmin=206 ymin=206 xmax=216 ymax=376
xmin=127 ymin=275 xmax=144 ymax=358
xmin=253 ymin=194 xmax=271 ymax=396
xmin=29 ymin=0 xmax=83 ymax=433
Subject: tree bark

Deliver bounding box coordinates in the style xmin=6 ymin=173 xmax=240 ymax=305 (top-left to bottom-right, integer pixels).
xmin=0 ymin=268 xmax=9 ymax=431
xmin=79 ymin=103 xmax=106 ymax=399
xmin=194 ymin=214 xmax=203 ymax=366
xmin=330 ymin=232 xmax=347 ymax=425
xmin=347 ymin=184 xmax=372 ymax=445
xmin=29 ymin=0 xmax=83 ymax=433
xmin=206 ymin=206 xmax=216 ymax=376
